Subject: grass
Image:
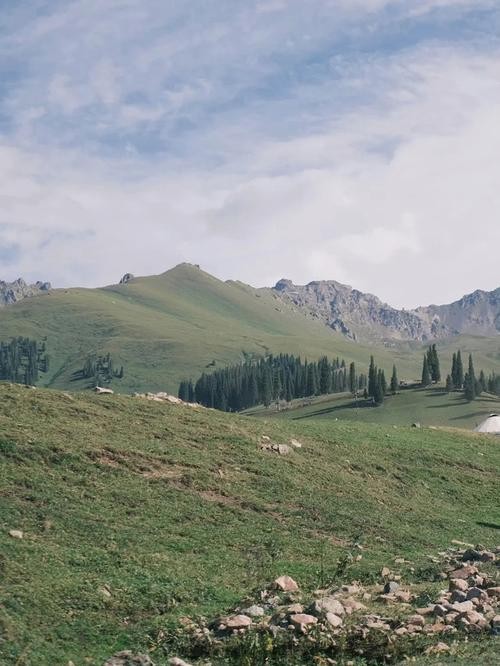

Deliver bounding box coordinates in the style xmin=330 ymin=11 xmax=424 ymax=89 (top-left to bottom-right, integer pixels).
xmin=0 ymin=383 xmax=499 ymax=664
xmin=0 ymin=263 xmax=499 ymax=396
xmin=245 ymin=385 xmax=500 ymax=429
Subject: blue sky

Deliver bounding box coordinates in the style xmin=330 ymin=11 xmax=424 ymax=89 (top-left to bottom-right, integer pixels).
xmin=0 ymin=0 xmax=499 ymax=307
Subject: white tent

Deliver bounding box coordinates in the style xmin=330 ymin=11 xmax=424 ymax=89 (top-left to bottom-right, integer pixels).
xmin=475 ymin=414 xmax=500 ymax=434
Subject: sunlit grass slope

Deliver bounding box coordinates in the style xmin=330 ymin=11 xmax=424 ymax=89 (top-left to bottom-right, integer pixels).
xmin=246 ymin=386 xmax=500 ymax=429
xmin=0 ymin=384 xmax=499 ymax=664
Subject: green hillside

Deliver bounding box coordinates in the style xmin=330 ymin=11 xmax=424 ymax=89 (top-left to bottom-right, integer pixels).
xmin=1 ymin=384 xmax=499 ymax=664
xmin=246 ymin=386 xmax=500 ymax=429
xmin=0 ymin=264 xmax=418 ymax=394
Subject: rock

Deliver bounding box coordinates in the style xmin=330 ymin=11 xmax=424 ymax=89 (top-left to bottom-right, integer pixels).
xmin=274 ymin=575 xmax=299 ymax=592
xmin=381 ymin=567 xmax=391 ymax=577
xmin=104 ymin=652 xmax=154 ymax=666
xmin=290 ymin=613 xmax=318 ymax=632
xmin=9 ymin=530 xmax=23 ymax=539
xmin=242 ymin=605 xmax=265 ymax=617
xmin=479 ymin=550 xmax=496 ymax=562
xmin=394 ymin=557 xmax=405 ymax=564
xmin=450 ymin=590 xmax=467 ymax=603
xmin=342 ymin=584 xmax=361 ymax=595
xmin=411 ymin=422 xmax=421 ymax=428
xmin=277 ymin=444 xmax=292 ymax=456
xmin=225 ymin=615 xmax=252 ymax=630
xmin=169 ymin=659 xmax=193 ymax=666
xmin=450 ymin=600 xmax=474 ymax=613
xmin=119 ymin=273 xmax=135 ymax=284
xmin=326 ymin=612 xmax=343 ymax=628
xmin=95 ymin=386 xmax=114 ymax=395
xmin=433 ymin=604 xmax=448 ymax=617
xmin=99 ymin=585 xmax=112 ymax=599
xmin=342 ymin=597 xmax=367 ymax=614
xmin=286 ymin=603 xmax=304 ymax=614
xmin=408 ymin=614 xmax=425 ymax=627
xmin=416 ymin=607 xmax=434 ymax=616
xmin=486 ymin=587 xmax=500 ymax=599
xmin=445 ymin=612 xmax=459 ymax=625
xmin=449 ymin=578 xmax=468 ymax=592
xmin=425 ymin=642 xmax=450 ymax=655
xmin=394 ymin=590 xmax=412 ymax=603
xmin=466 ymin=587 xmax=487 ymax=602
xmin=450 ymin=564 xmax=478 ymax=580
xmin=314 ymin=597 xmax=345 ymax=617
xmin=464 ymin=610 xmax=486 ymax=625
xmin=383 ymin=581 xmax=399 ymax=594
xmin=462 ymin=548 xmax=481 ymax=562
xmin=290 ymin=439 xmax=303 ymax=448
xmin=491 ymin=615 xmax=500 ymax=629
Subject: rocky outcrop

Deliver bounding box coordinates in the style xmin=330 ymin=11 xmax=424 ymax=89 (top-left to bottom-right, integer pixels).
xmin=0 ymin=278 xmax=51 ymax=307
xmin=272 ymin=279 xmax=500 ymax=342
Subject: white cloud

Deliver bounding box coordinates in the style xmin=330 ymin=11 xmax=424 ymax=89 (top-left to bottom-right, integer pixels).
xmin=0 ymin=2 xmax=499 ymax=309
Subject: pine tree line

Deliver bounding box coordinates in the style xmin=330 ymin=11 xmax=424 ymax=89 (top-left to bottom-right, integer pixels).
xmin=367 ymin=356 xmax=387 ymax=405
xmin=79 ymin=353 xmax=124 ymax=386
xmin=0 ymin=337 xmax=49 ymax=385
xmin=180 ymin=354 xmax=370 ymax=412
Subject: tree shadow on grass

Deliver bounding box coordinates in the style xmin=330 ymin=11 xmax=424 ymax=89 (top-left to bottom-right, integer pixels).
xmin=476 ymin=521 xmax=500 ymax=530
xmin=291 ymin=400 xmax=376 ymax=420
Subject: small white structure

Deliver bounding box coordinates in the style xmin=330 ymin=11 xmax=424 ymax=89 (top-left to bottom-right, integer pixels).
xmin=475 ymin=414 xmax=500 ymax=434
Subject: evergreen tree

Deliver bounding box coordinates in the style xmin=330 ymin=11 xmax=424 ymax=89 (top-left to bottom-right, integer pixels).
xmin=456 ymin=350 xmax=464 ymax=389
xmin=445 ymin=374 xmax=453 ymax=392
xmin=368 ymin=356 xmax=377 ymax=398
xmin=349 ymin=362 xmax=357 ymax=394
xmin=390 ymin=365 xmax=398 ymax=394
xmin=421 ymin=355 xmax=431 ymax=386
xmin=374 ymin=372 xmax=385 ymax=405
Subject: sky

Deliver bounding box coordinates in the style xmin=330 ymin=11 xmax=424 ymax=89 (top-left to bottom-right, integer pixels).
xmin=0 ymin=0 xmax=499 ymax=308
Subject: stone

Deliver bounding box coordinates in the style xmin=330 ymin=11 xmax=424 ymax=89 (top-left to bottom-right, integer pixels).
xmin=394 ymin=627 xmax=408 ymax=636
xmin=9 ymin=530 xmax=23 ymax=539
xmin=445 ymin=612 xmax=459 ymax=625
xmin=342 ymin=597 xmax=366 ymax=614
xmin=394 ymin=590 xmax=412 ymax=603
xmin=104 ymin=652 xmax=154 ymax=666
xmin=425 ymin=642 xmax=450 ymax=655
xmin=464 ymin=610 xmax=486 ymax=625
xmin=462 ymin=548 xmax=481 ymax=562
xmin=274 ymin=575 xmax=299 ymax=592
xmin=466 ymin=587 xmax=487 ymax=602
xmin=326 ymin=612 xmax=343 ymax=628
xmin=119 ymin=273 xmax=135 ymax=284
xmin=95 ymin=386 xmax=114 ymax=395
xmin=486 ymin=587 xmax=500 ymax=599
xmin=449 ymin=578 xmax=468 ymax=592
xmin=286 ymin=603 xmax=304 ymax=614
xmin=290 ymin=439 xmax=303 ymax=449
xmin=225 ymin=615 xmax=252 ymax=630
xmin=451 ymin=565 xmax=477 ymax=580
xmin=416 ymin=607 xmax=434 ymax=616
xmin=99 ymin=585 xmax=112 ymax=599
xmin=450 ymin=600 xmax=474 ymax=613
xmin=450 ymin=590 xmax=467 ymax=603
xmin=169 ymin=660 xmax=192 ymax=666
xmin=408 ymin=614 xmax=425 ymax=627
xmin=276 ymin=444 xmax=292 ymax=455
xmin=433 ymin=604 xmax=448 ymax=617
xmin=290 ymin=613 xmax=318 ymax=632
xmin=342 ymin=584 xmax=361 ymax=595
xmin=383 ymin=581 xmax=399 ymax=594
xmin=381 ymin=567 xmax=391 ymax=577
xmin=314 ymin=597 xmax=345 ymax=617
xmin=491 ymin=615 xmax=500 ymax=629
xmin=479 ymin=550 xmax=496 ymax=563
xmin=242 ymin=605 xmax=265 ymax=617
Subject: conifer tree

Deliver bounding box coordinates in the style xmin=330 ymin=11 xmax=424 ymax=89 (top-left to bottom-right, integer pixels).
xmin=349 ymin=362 xmax=357 ymax=394
xmin=390 ymin=365 xmax=398 ymax=394
xmin=421 ymin=355 xmax=431 ymax=386
xmin=445 ymin=374 xmax=453 ymax=392
xmin=456 ymin=350 xmax=464 ymax=389
xmin=368 ymin=356 xmax=377 ymax=398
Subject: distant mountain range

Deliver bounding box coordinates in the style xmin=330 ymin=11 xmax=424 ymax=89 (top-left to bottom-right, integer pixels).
xmin=0 ymin=278 xmax=51 ymax=307
xmin=272 ymin=279 xmax=500 ymax=343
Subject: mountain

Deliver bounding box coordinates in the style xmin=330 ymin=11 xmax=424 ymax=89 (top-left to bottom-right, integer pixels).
xmin=0 ymin=278 xmax=51 ymax=307
xmin=272 ymin=278 xmax=500 ymax=343
xmin=0 ymin=263 xmax=408 ymax=393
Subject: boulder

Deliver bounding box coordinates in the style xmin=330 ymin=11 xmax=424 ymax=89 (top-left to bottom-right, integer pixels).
xmin=449 ymin=578 xmax=468 ymax=592
xmin=9 ymin=530 xmax=23 ymax=539
xmin=450 ymin=565 xmax=477 ymax=580
xmin=274 ymin=575 xmax=299 ymax=592
xmin=486 ymin=587 xmax=500 ymax=599
xmin=383 ymin=581 xmax=399 ymax=594
xmin=242 ymin=605 xmax=265 ymax=617
xmin=95 ymin=386 xmax=114 ymax=395
xmin=450 ymin=600 xmax=474 ymax=613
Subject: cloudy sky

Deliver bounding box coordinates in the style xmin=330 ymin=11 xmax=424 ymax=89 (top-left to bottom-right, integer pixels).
xmin=1 ymin=0 xmax=499 ymax=307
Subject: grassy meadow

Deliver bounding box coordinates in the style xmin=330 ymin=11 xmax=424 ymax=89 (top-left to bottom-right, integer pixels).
xmin=1 ymin=384 xmax=499 ymax=664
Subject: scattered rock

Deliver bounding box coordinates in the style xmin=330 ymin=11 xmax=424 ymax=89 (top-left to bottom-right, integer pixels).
xmin=95 ymin=386 xmax=114 ymax=395
xmin=289 ymin=439 xmax=303 ymax=448
xmin=274 ymin=575 xmax=299 ymax=592
xmin=314 ymin=597 xmax=345 ymax=617
xmin=450 ymin=565 xmax=477 ymax=580
xmin=225 ymin=615 xmax=252 ymax=630
xmin=290 ymin=614 xmax=318 ymax=632
xmin=9 ymin=529 xmax=23 ymax=539
xmin=449 ymin=578 xmax=468 ymax=592
xmin=104 ymin=651 xmax=154 ymax=666
xmin=381 ymin=567 xmax=391 ymax=577
xmin=383 ymin=581 xmax=400 ymax=594
xmin=168 ymin=659 xmax=192 ymax=666
xmin=425 ymin=642 xmax=450 ymax=655
xmin=287 ymin=603 xmax=304 ymax=614
xmin=242 ymin=605 xmax=265 ymax=617
xmin=326 ymin=612 xmax=343 ymax=628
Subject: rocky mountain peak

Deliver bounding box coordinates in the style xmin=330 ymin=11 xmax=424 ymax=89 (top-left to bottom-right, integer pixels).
xmin=0 ymin=278 xmax=51 ymax=307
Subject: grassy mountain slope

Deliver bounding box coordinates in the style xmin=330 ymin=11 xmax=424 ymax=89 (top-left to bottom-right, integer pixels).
xmin=0 ymin=264 xmax=418 ymax=393
xmin=1 ymin=384 xmax=499 ymax=664
xmin=246 ymin=386 xmax=500 ymax=429
xmin=0 ymin=264 xmax=498 ymax=396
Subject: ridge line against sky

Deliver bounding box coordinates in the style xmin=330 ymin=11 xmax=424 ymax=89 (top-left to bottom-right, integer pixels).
xmin=0 ymin=0 xmax=499 ymax=308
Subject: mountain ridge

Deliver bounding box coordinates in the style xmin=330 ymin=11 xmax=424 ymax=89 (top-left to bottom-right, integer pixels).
xmin=0 ymin=278 xmax=51 ymax=307
xmin=271 ymin=277 xmax=500 ymax=342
